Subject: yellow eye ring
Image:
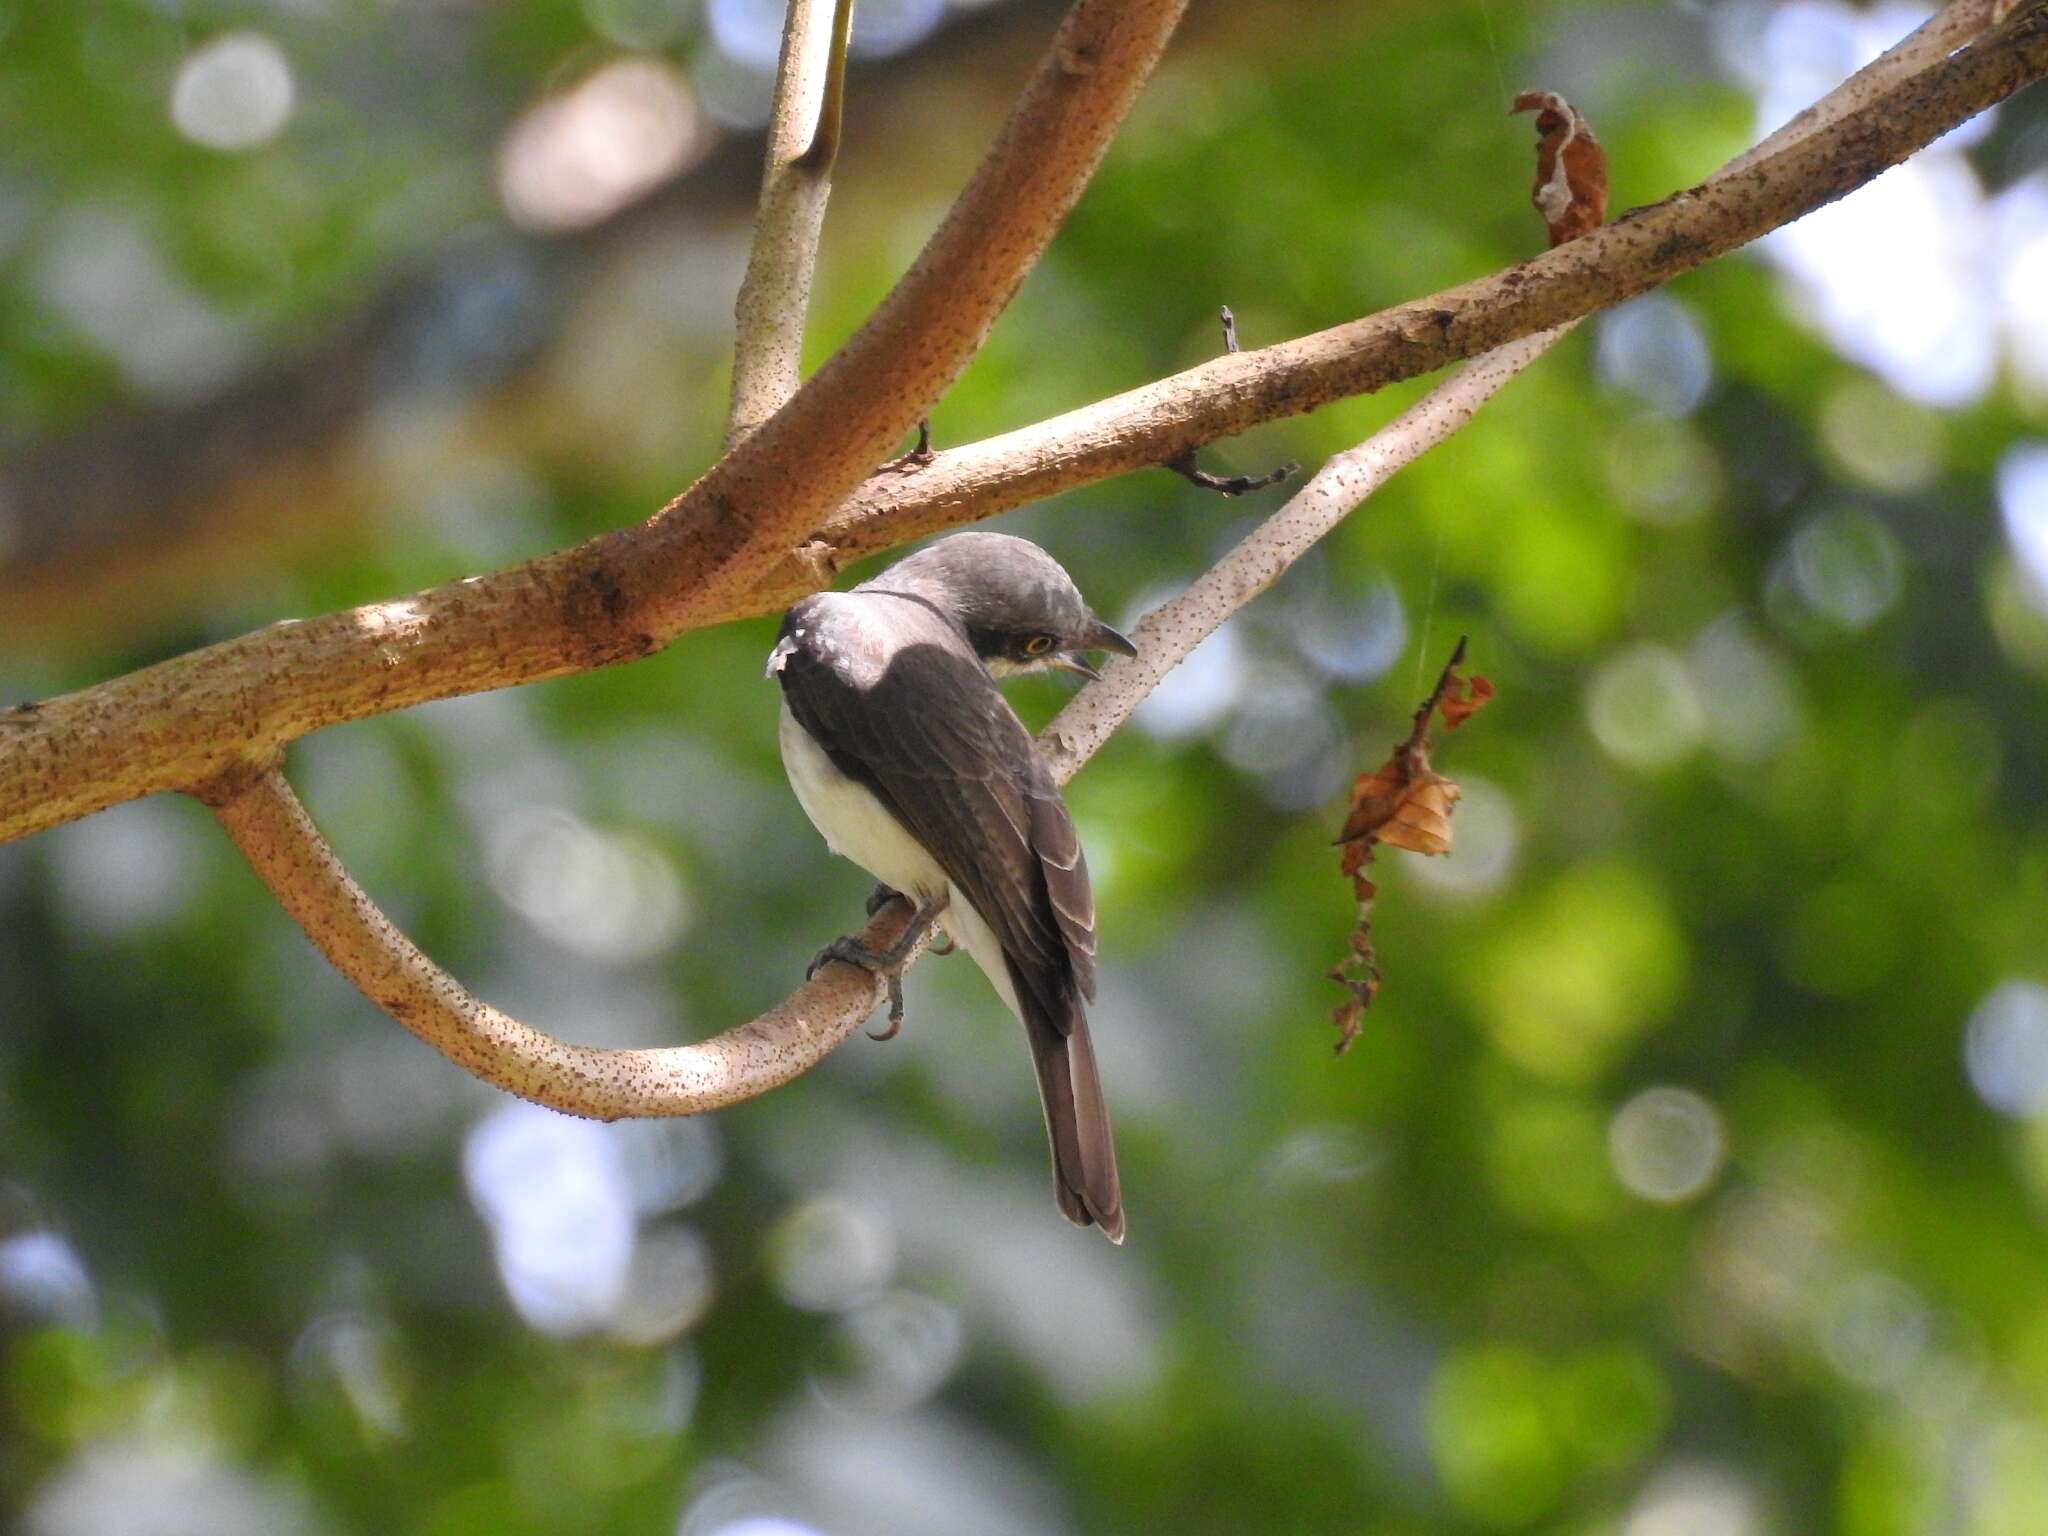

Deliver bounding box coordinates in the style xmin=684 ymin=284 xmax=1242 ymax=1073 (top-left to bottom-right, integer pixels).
xmin=1022 ymin=634 xmax=1055 ymax=656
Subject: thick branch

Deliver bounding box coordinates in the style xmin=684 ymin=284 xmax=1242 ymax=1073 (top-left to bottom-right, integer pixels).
xmin=5 ymin=0 xmax=2046 ymax=847
xmin=727 ymin=0 xmax=854 ymax=445
xmin=611 ymin=0 xmax=1192 ymax=640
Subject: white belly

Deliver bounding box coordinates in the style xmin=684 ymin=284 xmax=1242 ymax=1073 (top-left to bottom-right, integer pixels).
xmin=779 ymin=701 xmax=1022 ymax=1018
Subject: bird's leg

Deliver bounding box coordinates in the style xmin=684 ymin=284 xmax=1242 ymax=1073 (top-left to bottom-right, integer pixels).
xmin=865 ymin=883 xmax=953 ymax=953
xmin=806 ymin=894 xmax=950 ymax=1040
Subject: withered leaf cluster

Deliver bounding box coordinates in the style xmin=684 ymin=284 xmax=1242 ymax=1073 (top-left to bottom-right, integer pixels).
xmin=1326 ymin=639 xmax=1494 ymax=1055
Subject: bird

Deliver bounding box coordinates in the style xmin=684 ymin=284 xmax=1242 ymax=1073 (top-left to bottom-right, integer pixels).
xmin=767 ymin=531 xmax=1137 ymax=1242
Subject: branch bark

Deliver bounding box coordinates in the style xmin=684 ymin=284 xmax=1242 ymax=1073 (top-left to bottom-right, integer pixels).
xmin=5 ymin=0 xmax=2046 ymax=852
xmin=205 ymin=765 xmax=921 ymax=1117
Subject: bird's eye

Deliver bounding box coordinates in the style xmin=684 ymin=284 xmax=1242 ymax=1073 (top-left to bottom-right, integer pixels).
xmin=1022 ymin=634 xmax=1055 ymax=656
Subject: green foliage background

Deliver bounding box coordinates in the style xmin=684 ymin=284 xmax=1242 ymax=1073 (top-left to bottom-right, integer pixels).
xmin=4 ymin=1 xmax=2048 ymax=1532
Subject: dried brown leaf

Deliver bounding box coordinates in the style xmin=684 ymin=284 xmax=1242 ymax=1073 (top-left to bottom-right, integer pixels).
xmin=1439 ymin=673 xmax=1495 ymax=731
xmin=1512 ymin=90 xmax=1608 ymax=246
xmin=1323 ymin=638 xmax=1493 ymax=1053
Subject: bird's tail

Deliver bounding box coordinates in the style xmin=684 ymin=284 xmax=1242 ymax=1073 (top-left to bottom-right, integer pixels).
xmin=1027 ymin=997 xmax=1125 ymax=1244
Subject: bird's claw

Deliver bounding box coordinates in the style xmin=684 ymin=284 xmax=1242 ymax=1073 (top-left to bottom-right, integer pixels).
xmin=865 ymin=883 xmax=905 ymax=918
xmin=868 ymin=975 xmax=906 ymax=1041
xmin=807 ymin=934 xmax=891 ymax=981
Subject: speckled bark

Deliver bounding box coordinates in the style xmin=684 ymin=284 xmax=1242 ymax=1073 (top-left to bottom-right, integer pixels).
xmin=207 ymin=767 xmax=925 ymax=1118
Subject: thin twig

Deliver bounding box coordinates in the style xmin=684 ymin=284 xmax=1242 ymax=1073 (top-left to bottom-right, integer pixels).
xmin=727 ymin=0 xmax=857 ymax=445
xmin=1166 ymin=306 xmax=1298 ymax=495
xmin=796 ymin=0 xmax=857 ymax=172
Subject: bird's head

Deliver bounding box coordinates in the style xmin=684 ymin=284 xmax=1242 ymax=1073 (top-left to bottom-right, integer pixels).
xmin=867 ymin=531 xmax=1138 ymax=681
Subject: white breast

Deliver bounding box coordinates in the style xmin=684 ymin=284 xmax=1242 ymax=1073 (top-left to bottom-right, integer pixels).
xmin=779 ymin=701 xmax=949 ymax=905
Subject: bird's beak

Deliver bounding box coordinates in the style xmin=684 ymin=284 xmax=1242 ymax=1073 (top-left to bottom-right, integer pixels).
xmin=1083 ymin=618 xmax=1138 ymax=658
xmin=1053 ymin=653 xmax=1104 ymax=682
xmin=1055 ymin=617 xmax=1136 ymax=681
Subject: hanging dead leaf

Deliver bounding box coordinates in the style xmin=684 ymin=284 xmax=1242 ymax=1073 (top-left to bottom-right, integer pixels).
xmin=1439 ymin=672 xmax=1495 ymax=730
xmin=1512 ymin=90 xmax=1607 ymax=246
xmin=1325 ymin=637 xmax=1494 ymax=1055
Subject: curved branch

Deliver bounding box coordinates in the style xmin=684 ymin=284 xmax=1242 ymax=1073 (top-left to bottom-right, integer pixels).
xmin=5 ymin=0 xmax=2047 ymax=847
xmin=727 ymin=0 xmax=855 ymax=445
xmin=204 ymin=765 xmax=924 ymax=1118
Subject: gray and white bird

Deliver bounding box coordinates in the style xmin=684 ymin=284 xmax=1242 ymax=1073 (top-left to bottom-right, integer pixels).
xmin=767 ymin=531 xmax=1136 ymax=1242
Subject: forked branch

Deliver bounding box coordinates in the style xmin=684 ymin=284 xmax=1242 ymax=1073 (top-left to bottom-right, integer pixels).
xmin=5 ymin=0 xmax=2042 ymax=847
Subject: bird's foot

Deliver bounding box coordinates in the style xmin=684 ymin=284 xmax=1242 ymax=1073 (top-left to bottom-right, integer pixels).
xmin=805 ymin=894 xmax=949 ymax=1040
xmin=807 ymin=932 xmax=898 ymax=980
xmin=864 ymin=883 xmax=903 ymax=918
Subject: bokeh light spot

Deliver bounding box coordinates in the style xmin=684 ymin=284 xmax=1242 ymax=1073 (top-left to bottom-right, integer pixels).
xmin=1609 ymin=1086 xmax=1726 ymax=1204
xmin=1605 ymin=415 xmax=1723 ymax=528
xmin=1428 ymin=1345 xmax=1566 ymax=1525
xmin=769 ymin=1196 xmax=894 ymax=1312
xmin=1586 ymin=643 xmax=1705 ymax=771
xmin=1965 ymin=980 xmax=2048 ymax=1119
xmin=1402 ymin=775 xmax=1518 ymax=899
xmin=170 ymin=33 xmax=295 ymax=151
xmin=1819 ymin=377 xmax=1944 ymax=494
xmin=464 ymin=1102 xmax=636 ymax=1334
xmin=1478 ymin=864 xmax=1688 ymax=1084
xmin=499 ymin=59 xmax=705 ymax=232
xmin=0 ymin=1231 xmax=97 ymax=1328
xmin=1995 ymin=442 xmax=2048 ymax=605
xmin=1624 ymin=1465 xmax=1760 ymax=1536
xmin=1596 ymin=294 xmax=1714 ymax=417
xmin=1784 ymin=510 xmax=1903 ymax=632
xmin=486 ymin=807 xmax=689 ymax=962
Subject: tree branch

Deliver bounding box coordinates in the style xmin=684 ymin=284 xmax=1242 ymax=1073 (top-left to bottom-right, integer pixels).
xmin=203 ymin=329 xmax=1569 ymax=1124
xmin=5 ymin=0 xmax=2046 ymax=848
xmin=185 ymin=0 xmax=2036 ymax=1122
xmin=204 ymin=766 xmax=923 ymax=1118
xmin=727 ymin=0 xmax=855 ymax=446
xmin=611 ymin=0 xmax=1193 ymax=642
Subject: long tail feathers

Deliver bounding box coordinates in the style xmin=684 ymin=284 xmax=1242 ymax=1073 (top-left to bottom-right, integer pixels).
xmin=1028 ymin=1000 xmax=1124 ymax=1244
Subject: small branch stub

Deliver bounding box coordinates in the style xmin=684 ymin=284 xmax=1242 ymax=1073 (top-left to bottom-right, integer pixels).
xmin=1167 ymin=306 xmax=1299 ymax=496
